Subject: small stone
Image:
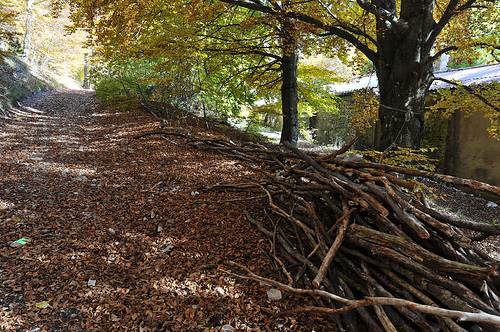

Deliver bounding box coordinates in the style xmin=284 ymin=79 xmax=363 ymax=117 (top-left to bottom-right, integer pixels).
xmin=157 ymin=225 xmax=164 ymax=233
xmin=267 ymin=288 xmax=282 ymax=301
xmin=162 ymin=245 xmax=174 ymax=253
xmin=259 ymin=281 xmax=271 ymax=287
xmin=221 ymin=325 xmax=235 ymax=331
xmin=75 ymin=175 xmax=88 ymax=181
xmin=87 ymin=279 xmax=96 ymax=287
xmin=214 ymin=287 xmax=225 ymax=295
xmin=190 ymin=191 xmax=199 ymax=196
xmin=487 ymin=201 xmax=498 ymax=208
xmin=150 ymin=211 xmax=156 ymax=219
xmin=108 ymin=228 xmax=116 ymax=234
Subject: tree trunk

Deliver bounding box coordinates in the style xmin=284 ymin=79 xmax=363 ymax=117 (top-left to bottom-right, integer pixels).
xmin=84 ymin=53 xmax=91 ymax=89
xmin=373 ymin=0 xmax=436 ymax=150
xmin=375 ymin=62 xmax=433 ymax=150
xmin=280 ymin=19 xmax=299 ymax=146
xmin=23 ymin=0 xmax=35 ymax=61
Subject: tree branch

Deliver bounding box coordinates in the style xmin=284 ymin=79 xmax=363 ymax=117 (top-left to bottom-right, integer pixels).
xmin=222 ymin=261 xmax=500 ymax=326
xmin=432 ymin=77 xmax=500 ymax=113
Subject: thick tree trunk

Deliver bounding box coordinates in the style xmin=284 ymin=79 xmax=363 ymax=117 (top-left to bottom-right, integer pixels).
xmin=375 ymin=63 xmax=433 ymax=150
xmin=280 ymin=50 xmax=299 ymax=146
xmin=373 ymin=0 xmax=436 ymax=150
xmin=280 ymin=19 xmax=299 ymax=146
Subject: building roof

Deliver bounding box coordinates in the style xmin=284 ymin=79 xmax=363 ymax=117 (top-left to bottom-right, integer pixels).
xmin=329 ymin=63 xmax=500 ymax=95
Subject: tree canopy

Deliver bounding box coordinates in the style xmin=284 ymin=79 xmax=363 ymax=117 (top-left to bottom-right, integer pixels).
xmin=55 ymin=0 xmax=500 ymax=148
xmin=216 ymin=0 xmax=500 ymax=149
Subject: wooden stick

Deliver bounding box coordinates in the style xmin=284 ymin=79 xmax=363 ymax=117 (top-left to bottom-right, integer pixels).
xmin=313 ymin=213 xmax=350 ymax=288
xmin=222 ymin=261 xmax=500 ymax=326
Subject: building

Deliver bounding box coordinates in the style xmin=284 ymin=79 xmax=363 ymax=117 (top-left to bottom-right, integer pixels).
xmin=320 ymin=64 xmax=500 ymax=186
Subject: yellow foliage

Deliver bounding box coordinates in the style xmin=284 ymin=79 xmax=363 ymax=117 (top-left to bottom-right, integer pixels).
xmin=350 ymin=89 xmax=379 ymax=133
xmin=429 ymin=82 xmax=500 ymax=140
xmin=353 ymin=147 xmax=439 ymax=171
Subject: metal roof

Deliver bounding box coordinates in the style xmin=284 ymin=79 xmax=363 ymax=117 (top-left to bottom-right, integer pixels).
xmin=328 ymin=63 xmax=500 ymax=95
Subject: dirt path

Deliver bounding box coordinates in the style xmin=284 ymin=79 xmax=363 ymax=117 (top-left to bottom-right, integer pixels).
xmin=0 ymin=89 xmax=328 ymax=331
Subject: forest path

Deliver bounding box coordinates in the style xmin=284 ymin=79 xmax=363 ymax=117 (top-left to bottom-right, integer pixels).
xmin=0 ymin=88 xmax=325 ymax=331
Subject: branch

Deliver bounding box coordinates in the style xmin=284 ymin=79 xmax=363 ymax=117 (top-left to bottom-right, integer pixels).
xmin=432 ymin=77 xmax=500 ymax=113
xmin=427 ymin=0 xmax=461 ymax=46
xmin=219 ymin=0 xmax=378 ymax=62
xmin=312 ymin=212 xmax=350 ymax=288
xmin=355 ymin=0 xmax=406 ymax=32
xmin=222 ymin=261 xmax=500 ymax=326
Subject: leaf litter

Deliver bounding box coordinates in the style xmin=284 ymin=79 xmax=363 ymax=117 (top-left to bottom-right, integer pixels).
xmin=0 ymin=88 xmax=329 ymax=331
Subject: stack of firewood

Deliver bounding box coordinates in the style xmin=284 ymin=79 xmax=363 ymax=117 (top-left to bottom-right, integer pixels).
xmin=138 ymin=131 xmax=500 ymax=331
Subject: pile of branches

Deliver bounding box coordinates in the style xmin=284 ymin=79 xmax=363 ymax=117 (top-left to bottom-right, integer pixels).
xmin=137 ymin=132 xmax=500 ymax=331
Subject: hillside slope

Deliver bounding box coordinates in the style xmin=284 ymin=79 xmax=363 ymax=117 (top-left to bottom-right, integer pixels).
xmin=0 ymin=55 xmax=56 ymax=117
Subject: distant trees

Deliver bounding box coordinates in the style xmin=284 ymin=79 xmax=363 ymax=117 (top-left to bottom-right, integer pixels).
xmin=1 ymin=0 xmax=87 ymax=77
xmin=0 ymin=1 xmax=20 ymax=56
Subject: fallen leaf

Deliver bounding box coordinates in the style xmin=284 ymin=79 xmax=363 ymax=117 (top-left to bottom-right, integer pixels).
xmin=35 ymin=301 xmax=50 ymax=309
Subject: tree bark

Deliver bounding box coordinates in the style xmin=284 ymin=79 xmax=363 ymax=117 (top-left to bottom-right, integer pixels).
xmin=372 ymin=0 xmax=436 ymax=150
xmin=279 ymin=18 xmax=299 ymax=146
xmin=83 ymin=53 xmax=91 ymax=89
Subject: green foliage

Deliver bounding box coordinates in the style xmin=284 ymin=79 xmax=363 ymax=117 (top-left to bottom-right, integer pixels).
xmin=92 ymin=53 xmax=258 ymax=124
xmin=92 ymin=58 xmax=160 ymax=105
xmin=248 ymin=61 xmax=342 ymax=134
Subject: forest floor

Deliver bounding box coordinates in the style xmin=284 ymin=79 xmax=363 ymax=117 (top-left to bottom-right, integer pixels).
xmin=0 ymin=88 xmax=499 ymax=332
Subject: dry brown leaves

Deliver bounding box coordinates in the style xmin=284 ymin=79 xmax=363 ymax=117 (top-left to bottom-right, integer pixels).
xmin=0 ymin=89 xmax=331 ymax=331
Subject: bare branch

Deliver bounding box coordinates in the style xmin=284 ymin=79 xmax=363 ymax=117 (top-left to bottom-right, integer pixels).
xmin=222 ymin=261 xmax=500 ymax=326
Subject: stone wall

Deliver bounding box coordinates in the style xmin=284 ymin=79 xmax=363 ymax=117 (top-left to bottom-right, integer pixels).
xmin=444 ymin=110 xmax=500 ymax=186
xmin=308 ymin=99 xmax=500 ymax=186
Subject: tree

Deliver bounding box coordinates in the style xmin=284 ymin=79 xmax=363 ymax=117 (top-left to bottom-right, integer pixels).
xmin=201 ymin=2 xmax=306 ymax=145
xmin=65 ymin=0 xmax=338 ymax=145
xmin=217 ymin=0 xmax=500 ymax=150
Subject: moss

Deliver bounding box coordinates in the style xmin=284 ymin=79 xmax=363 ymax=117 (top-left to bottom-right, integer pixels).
xmin=422 ymin=109 xmax=449 ymax=173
